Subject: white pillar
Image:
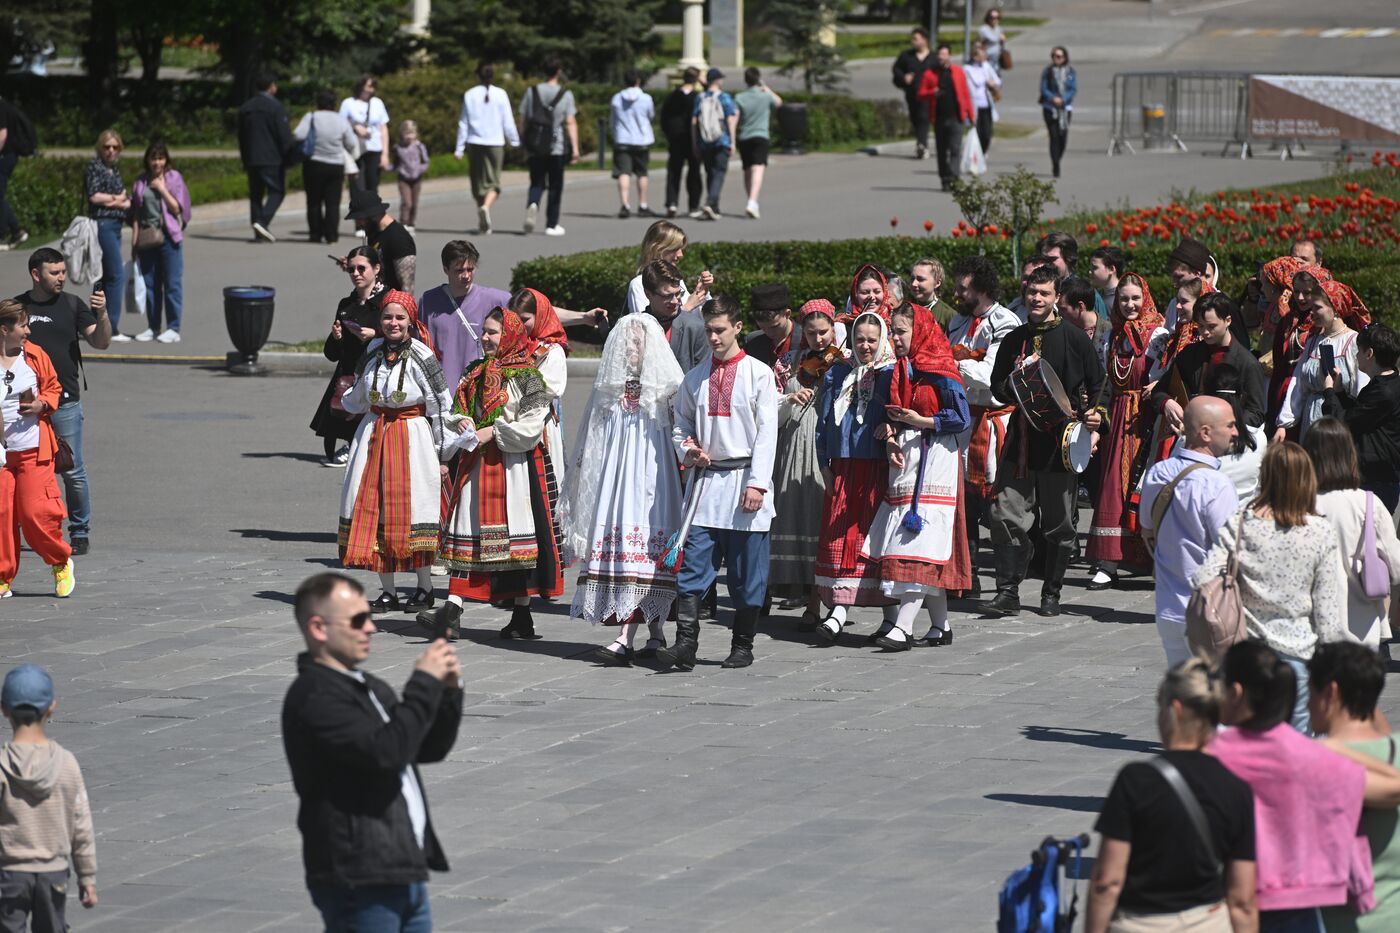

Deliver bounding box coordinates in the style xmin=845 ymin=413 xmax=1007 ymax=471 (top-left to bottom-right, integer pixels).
xmin=711 ymin=0 xmax=744 ymax=71
xmin=679 ymin=0 xmax=707 ymax=70
xmin=407 ymin=0 xmax=430 ymax=36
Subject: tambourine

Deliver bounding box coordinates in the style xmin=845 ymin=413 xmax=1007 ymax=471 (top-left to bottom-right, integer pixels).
xmin=1060 ymin=421 xmax=1093 ymax=474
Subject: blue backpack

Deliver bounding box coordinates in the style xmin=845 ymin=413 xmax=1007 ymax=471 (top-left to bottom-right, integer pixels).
xmin=997 ymin=834 xmax=1086 ymax=933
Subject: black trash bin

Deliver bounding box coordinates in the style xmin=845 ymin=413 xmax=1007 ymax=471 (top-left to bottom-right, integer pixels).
xmin=224 ymin=286 xmax=275 ymax=375
xmin=776 ymin=102 xmax=808 ymax=155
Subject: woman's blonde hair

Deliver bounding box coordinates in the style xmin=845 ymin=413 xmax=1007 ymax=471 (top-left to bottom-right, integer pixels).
xmin=1251 ymin=441 xmax=1317 ymax=529
xmin=1156 ymin=658 xmax=1224 ymax=744
xmin=95 ymin=129 xmax=123 ymax=153
xmin=637 ymin=220 xmax=688 ymax=273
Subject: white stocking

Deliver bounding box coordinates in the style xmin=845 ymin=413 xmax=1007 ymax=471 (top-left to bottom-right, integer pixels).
xmin=922 ymin=588 xmax=949 ymax=638
xmin=893 ymin=595 xmax=922 ymax=640
xmin=610 ymin=622 xmax=641 ymax=652
xmin=447 ymin=594 xmax=464 ymax=608
xmin=819 ymin=604 xmax=848 ymax=636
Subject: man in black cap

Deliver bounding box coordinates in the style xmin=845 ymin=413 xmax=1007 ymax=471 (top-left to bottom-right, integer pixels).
xmin=346 ymin=189 xmax=417 ymax=292
xmin=1164 ymin=235 xmax=1210 ymax=331
xmin=744 ymin=283 xmax=795 ymax=369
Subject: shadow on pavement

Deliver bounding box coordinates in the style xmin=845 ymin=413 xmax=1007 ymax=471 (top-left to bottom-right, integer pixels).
xmin=252 ymin=589 xmax=296 ymax=605
xmin=233 ymin=527 xmax=338 ymax=544
xmin=1022 ymin=726 xmax=1159 ymax=755
xmin=1097 ymin=610 xmax=1156 ymax=626
xmin=242 ymin=451 xmax=325 ymax=464
xmin=985 ymin=792 xmax=1104 ymax=813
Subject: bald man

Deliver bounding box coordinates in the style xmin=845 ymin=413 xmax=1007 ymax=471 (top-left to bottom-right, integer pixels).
xmin=1138 ymin=396 xmax=1240 ymax=666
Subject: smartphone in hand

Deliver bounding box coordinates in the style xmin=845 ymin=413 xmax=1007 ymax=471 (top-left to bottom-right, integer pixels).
xmin=1319 ymin=342 xmax=1335 ymax=375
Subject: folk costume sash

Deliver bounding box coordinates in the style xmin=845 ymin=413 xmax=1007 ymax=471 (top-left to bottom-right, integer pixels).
xmin=966 ymin=403 xmax=1013 ymax=492
xmin=342 ymin=404 xmax=427 ymax=566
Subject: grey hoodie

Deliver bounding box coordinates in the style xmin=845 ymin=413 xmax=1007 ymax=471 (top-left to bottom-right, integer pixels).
xmin=0 ymin=740 xmax=96 ymax=882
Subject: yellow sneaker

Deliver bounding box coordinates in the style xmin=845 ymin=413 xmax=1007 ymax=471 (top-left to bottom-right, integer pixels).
xmin=53 ymin=560 xmax=75 ymax=598
xmin=0 ymin=582 xmax=10 ymax=599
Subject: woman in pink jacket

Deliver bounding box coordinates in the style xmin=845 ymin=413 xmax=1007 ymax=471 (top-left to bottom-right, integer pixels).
xmin=1211 ymin=641 xmax=1400 ymax=932
xmin=126 ymin=141 xmax=192 ymax=344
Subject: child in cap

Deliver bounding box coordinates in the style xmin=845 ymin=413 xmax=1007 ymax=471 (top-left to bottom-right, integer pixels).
xmin=0 ymin=664 xmax=97 ymax=927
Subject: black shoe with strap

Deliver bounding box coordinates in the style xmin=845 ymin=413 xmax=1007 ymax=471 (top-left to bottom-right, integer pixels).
xmin=403 ymin=588 xmax=435 ymax=611
xmin=913 ymin=628 xmax=953 ymax=647
xmin=371 ymin=591 xmax=401 ymax=614
xmin=592 ymin=645 xmax=634 ymax=667
xmin=499 ymin=605 xmax=543 ymax=640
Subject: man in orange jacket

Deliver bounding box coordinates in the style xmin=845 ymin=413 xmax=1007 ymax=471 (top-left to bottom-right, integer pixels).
xmin=917 ymin=43 xmax=975 ymax=192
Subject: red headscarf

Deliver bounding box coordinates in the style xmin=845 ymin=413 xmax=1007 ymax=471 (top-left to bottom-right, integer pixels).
xmin=461 ymin=308 xmax=534 ymax=424
xmin=891 ymin=304 xmax=963 ymax=417
xmin=847 ymin=263 xmax=893 ymax=324
xmin=522 ymin=287 xmax=570 ymax=357
xmin=379 ymin=289 xmax=433 ymax=352
xmin=1262 ymin=257 xmax=1331 ymax=332
xmin=1318 ymin=278 xmax=1371 ymax=332
xmin=800 ymin=298 xmax=836 ymax=322
xmin=1109 ymin=273 xmax=1164 ymax=352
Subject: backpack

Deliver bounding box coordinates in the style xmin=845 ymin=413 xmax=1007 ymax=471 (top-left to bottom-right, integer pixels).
xmin=1 ymin=101 xmax=37 ymax=156
xmin=997 ymin=835 xmax=1085 ymax=933
xmin=523 ymin=85 xmax=562 ymax=157
xmin=696 ymin=92 xmax=726 ymax=145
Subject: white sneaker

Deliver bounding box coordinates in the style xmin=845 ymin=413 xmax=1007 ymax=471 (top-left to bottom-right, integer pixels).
xmin=109 ymin=332 xmax=133 ymax=343
xmin=321 ymin=446 xmax=350 ymax=468
xmin=251 ymin=222 xmax=276 ymax=242
xmin=477 ymin=206 xmax=492 ymax=234
xmin=701 ymin=205 xmax=719 ymax=220
xmin=544 ymin=225 xmax=566 ymax=236
xmin=134 ymin=328 xmax=156 ymax=342
xmin=745 ymin=201 xmax=760 ymax=219
xmin=524 ymin=202 xmax=538 ymax=234
xmin=687 ymin=209 xmax=705 ymax=219
xmin=156 ymin=329 xmax=181 ymax=344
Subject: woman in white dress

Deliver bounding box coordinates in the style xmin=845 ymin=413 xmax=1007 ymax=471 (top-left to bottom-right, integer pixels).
xmin=509 ymin=287 xmax=569 ymax=569
xmin=561 ymin=314 xmax=686 ymax=665
xmin=338 ymin=290 xmax=460 ymax=613
xmin=1275 ymin=277 xmax=1371 ymax=442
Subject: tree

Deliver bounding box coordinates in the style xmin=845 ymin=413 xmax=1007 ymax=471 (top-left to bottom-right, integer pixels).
xmin=764 ymin=0 xmax=850 ymax=93
xmin=950 ymin=167 xmax=1058 ymax=275
xmin=424 ymin=0 xmax=662 ymax=84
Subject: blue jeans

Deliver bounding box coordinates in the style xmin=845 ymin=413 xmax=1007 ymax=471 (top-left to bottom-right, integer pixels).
xmin=48 ymin=401 xmax=89 ymax=540
xmin=1282 ymin=654 xmax=1312 ymax=737
xmin=1259 ymin=907 xmax=1324 ymax=932
xmin=676 ymin=525 xmax=770 ymax=608
xmin=309 ymin=882 xmax=431 ymax=933
xmin=95 ymin=218 xmax=125 ymax=323
xmin=700 ymin=146 xmax=730 ymax=210
xmin=137 ymin=238 xmax=183 ymax=333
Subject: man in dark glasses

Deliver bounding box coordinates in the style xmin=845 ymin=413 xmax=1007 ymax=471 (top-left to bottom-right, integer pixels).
xmin=282 ymin=573 xmax=463 ymax=931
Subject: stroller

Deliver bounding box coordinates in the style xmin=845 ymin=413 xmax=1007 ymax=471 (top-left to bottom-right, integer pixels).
xmin=997 ymin=833 xmax=1089 ymax=933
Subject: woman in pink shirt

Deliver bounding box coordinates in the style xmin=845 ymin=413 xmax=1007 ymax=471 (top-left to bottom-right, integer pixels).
xmin=1211 ymin=641 xmax=1400 ymax=932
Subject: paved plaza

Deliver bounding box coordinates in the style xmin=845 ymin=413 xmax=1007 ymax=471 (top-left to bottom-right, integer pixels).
xmin=6 ymin=362 xmax=1394 ymax=932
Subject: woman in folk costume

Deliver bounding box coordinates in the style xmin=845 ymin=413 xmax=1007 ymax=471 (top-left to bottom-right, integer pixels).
xmin=1275 ymin=277 xmax=1371 ymax=443
xmin=509 ymin=286 xmax=569 ymax=567
xmin=425 ymin=308 xmax=564 ymax=641
xmin=769 ymin=299 xmax=848 ymax=627
xmin=560 ymin=314 xmax=686 ymax=666
xmin=1085 ymin=273 xmax=1165 ymax=591
xmin=1261 ymin=257 xmax=1331 ymax=432
xmin=338 ymin=290 xmax=459 ymax=613
xmin=863 ymin=302 xmax=971 ymax=650
xmin=843 ymin=263 xmax=897 ymax=325
xmin=1148 ymin=276 xmax=1209 ymax=383
xmin=812 ymin=310 xmax=897 ymax=643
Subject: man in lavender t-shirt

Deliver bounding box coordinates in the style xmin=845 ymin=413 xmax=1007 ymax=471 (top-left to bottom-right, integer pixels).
xmin=418 ymin=240 xmax=510 ymax=390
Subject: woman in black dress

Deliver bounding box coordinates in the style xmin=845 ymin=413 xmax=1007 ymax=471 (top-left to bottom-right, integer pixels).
xmin=310 ymin=245 xmax=384 ymax=465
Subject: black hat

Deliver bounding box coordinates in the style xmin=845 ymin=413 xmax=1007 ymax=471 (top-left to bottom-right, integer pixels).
xmin=750 ymin=283 xmax=791 ymax=314
xmin=345 ymin=189 xmax=390 ymax=221
xmin=706 ymin=67 xmax=725 ymax=84
xmin=1168 ymin=237 xmax=1210 ymax=276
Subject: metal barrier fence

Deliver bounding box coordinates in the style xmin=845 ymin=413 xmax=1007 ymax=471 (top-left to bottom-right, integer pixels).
xmin=1109 ymin=72 xmax=1250 ymax=158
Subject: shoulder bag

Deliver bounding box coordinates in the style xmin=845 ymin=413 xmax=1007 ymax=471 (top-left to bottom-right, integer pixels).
xmin=1185 ymin=510 xmax=1248 ymax=662
xmin=1356 ymin=491 xmax=1392 ymax=599
xmin=1147 ymin=757 xmax=1222 ymax=876
xmin=999 ymin=48 xmax=1014 ymax=72
xmin=1143 ymin=461 xmax=1210 ymax=550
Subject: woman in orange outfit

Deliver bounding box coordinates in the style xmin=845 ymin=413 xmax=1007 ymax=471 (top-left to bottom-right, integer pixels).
xmin=0 ymin=299 xmax=74 ymax=598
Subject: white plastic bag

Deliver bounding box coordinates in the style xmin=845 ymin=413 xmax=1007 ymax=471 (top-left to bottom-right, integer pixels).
xmin=960 ymin=129 xmax=987 ymax=177
xmin=127 ymin=260 xmax=146 ymax=316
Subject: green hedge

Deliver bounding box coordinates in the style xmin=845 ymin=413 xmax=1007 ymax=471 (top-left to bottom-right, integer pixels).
xmin=8 ymin=67 xmax=904 ymax=161
xmin=511 ymin=236 xmax=1400 ymax=328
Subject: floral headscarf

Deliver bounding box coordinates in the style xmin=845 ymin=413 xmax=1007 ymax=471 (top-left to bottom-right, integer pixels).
xmin=379 ymin=289 xmax=433 ymax=352
xmin=459 ymin=308 xmax=535 ymax=425
xmin=891 ymin=304 xmax=963 ymax=417
xmin=833 ymin=310 xmax=895 ymax=426
xmin=1318 ymin=278 xmax=1371 ymax=332
xmin=522 ymin=287 xmax=570 ymax=358
xmin=1262 ymin=256 xmax=1331 ymax=331
xmin=1109 ymin=273 xmax=1164 ymax=352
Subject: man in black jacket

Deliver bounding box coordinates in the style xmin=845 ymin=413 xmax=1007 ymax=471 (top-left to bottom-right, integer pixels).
xmin=1324 ymin=321 xmax=1400 ymax=513
xmin=661 ymin=67 xmax=703 ymax=218
xmin=282 ymin=573 xmax=463 ymax=931
xmin=237 ymin=72 xmax=293 ymax=243
xmin=891 ymin=27 xmax=934 ymax=160
xmin=987 ymin=266 xmax=1106 ymax=618
xmin=1151 ymin=294 xmax=1266 ymax=434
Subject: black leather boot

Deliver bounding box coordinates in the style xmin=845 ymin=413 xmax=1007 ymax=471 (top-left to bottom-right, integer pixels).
xmin=982 ymin=543 xmax=1026 ymax=617
xmin=1039 ymin=546 xmax=1073 ymax=617
xmin=499 ymin=603 xmax=542 ymax=640
xmin=657 ymin=596 xmax=701 ymax=671
xmin=722 ymin=607 xmax=759 ymax=668
xmin=419 ymin=601 xmax=462 ymax=641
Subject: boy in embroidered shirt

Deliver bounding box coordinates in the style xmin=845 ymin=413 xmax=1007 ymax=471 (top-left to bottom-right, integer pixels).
xmin=659 ymin=295 xmax=779 ymax=670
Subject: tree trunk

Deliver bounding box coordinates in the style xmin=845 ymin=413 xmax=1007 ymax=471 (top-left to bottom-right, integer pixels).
xmin=129 ymin=26 xmax=164 ymax=92
xmin=84 ymin=0 xmax=121 ymax=125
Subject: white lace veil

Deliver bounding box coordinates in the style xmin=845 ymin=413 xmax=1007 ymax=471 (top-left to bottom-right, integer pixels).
xmin=560 ymin=314 xmax=684 ymax=565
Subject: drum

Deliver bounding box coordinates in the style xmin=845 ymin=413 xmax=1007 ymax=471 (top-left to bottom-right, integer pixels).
xmin=1060 ymin=422 xmax=1093 ymax=474
xmin=1009 ymin=358 xmax=1074 ymax=433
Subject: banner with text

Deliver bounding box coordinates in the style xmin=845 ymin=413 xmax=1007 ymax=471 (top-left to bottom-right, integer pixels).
xmin=1249 ymin=75 xmax=1400 ymax=143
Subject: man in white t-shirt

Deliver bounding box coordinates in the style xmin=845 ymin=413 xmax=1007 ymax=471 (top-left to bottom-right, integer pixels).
xmin=339 ymin=75 xmax=391 ymax=198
